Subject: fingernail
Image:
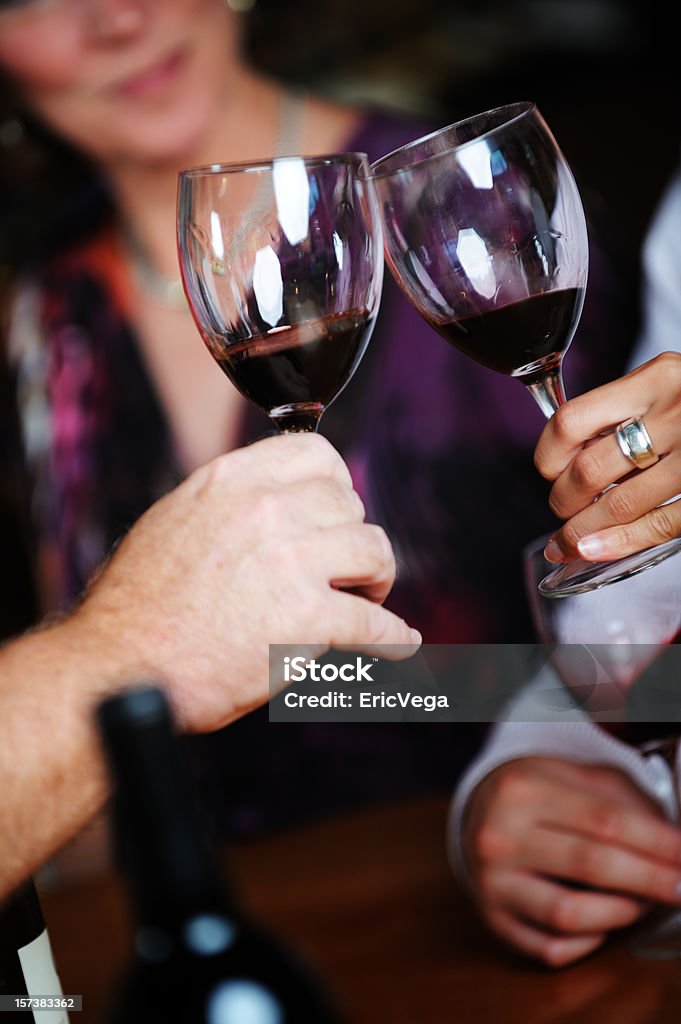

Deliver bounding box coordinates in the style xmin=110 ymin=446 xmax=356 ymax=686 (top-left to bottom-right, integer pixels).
xmin=544 ymin=538 xmax=564 ymax=563
xmin=410 ymin=628 xmax=422 ymax=645
xmin=578 ymin=535 xmax=608 ymax=559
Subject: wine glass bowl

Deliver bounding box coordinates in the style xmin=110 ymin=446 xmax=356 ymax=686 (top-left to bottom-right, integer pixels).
xmin=177 ymin=153 xmax=383 ymax=433
xmin=370 ymin=101 xmax=588 ymax=417
xmin=371 ymin=101 xmax=681 ymax=600
xmin=524 ymin=533 xmax=681 ymax=717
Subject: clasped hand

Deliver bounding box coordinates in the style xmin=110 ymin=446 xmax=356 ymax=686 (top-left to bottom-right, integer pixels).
xmin=464 ymin=756 xmax=681 ymax=967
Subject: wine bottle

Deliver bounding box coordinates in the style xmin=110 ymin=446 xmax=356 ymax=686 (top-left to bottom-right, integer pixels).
xmin=96 ymin=685 xmax=343 ymax=1023
xmin=0 ymin=878 xmax=69 ymax=1024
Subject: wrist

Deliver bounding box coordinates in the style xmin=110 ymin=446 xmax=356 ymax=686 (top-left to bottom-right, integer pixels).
xmin=65 ymin=599 xmax=209 ymax=733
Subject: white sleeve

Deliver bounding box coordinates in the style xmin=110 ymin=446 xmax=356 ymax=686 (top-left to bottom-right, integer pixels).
xmin=447 ymin=667 xmax=677 ymax=891
xmin=628 ymin=170 xmax=681 ymax=369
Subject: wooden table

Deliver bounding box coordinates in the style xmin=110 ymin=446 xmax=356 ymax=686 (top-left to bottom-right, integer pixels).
xmin=41 ymin=795 xmax=681 ymax=1022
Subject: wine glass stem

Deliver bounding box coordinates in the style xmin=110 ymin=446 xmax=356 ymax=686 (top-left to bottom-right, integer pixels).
xmin=524 ymin=364 xmax=567 ymax=419
xmin=270 ymin=410 xmax=321 ymax=433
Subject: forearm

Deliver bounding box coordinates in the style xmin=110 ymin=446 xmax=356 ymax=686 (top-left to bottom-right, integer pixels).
xmin=0 ymin=613 xmax=145 ymax=900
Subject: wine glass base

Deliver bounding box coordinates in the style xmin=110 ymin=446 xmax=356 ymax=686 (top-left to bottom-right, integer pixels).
xmin=629 ymin=908 xmax=681 ymax=959
xmin=538 ymin=538 xmax=681 ymax=598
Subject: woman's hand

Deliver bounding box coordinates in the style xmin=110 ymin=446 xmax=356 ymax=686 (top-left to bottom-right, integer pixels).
xmin=534 ymin=352 xmax=681 ymax=562
xmin=462 ymin=756 xmax=681 ymax=967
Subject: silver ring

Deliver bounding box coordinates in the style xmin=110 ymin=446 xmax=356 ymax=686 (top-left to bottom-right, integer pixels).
xmin=615 ymin=416 xmax=659 ymax=470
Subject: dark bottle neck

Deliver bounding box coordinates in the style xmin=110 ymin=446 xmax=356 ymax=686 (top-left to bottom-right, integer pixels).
xmin=0 ymin=879 xmax=44 ymax=955
xmin=98 ymin=687 xmax=232 ymax=934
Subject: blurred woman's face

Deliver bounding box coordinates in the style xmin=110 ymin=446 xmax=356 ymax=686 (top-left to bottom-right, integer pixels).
xmin=0 ymin=0 xmax=241 ymax=166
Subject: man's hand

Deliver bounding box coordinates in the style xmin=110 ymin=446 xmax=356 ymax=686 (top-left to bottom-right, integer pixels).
xmin=75 ymin=432 xmax=420 ymax=731
xmin=463 ymin=756 xmax=681 ymax=967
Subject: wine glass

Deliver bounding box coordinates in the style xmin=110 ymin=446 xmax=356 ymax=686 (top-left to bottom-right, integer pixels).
xmin=524 ymin=533 xmax=681 ymax=957
xmin=177 ymin=153 xmax=383 ymax=434
xmin=370 ymin=101 xmax=681 ymax=597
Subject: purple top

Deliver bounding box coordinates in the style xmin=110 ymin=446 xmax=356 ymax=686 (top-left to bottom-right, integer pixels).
xmin=0 ymin=108 xmax=633 ymax=837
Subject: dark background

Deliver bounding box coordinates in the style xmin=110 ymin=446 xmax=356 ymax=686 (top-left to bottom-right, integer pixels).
xmin=246 ymin=0 xmax=679 ymax=270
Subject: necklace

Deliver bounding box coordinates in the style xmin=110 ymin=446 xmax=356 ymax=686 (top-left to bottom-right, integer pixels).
xmin=122 ymin=90 xmax=307 ymax=312
xmin=123 ymin=225 xmax=189 ymax=311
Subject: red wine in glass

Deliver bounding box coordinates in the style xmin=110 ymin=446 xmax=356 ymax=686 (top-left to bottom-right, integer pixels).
xmin=426 ymin=287 xmax=584 ymax=381
xmin=371 ymin=103 xmax=588 ymax=419
xmin=177 ymin=154 xmax=383 ymax=434
xmin=213 ymin=307 xmax=373 ymax=433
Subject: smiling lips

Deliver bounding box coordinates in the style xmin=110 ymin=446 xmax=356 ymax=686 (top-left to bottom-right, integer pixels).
xmin=113 ymin=49 xmax=186 ymax=100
